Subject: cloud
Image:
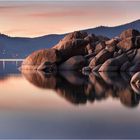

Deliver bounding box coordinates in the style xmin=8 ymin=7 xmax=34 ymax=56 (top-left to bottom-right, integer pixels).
xmin=0 ymin=5 xmax=20 ymax=10
xmin=0 ymin=4 xmax=28 ymax=10
xmin=28 ymin=10 xmax=86 ymax=18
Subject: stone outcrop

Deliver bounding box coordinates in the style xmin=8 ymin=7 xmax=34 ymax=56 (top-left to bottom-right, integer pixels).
xmin=21 ymin=48 xmax=61 ymax=71
xmin=21 ymin=28 xmax=140 ymax=76
xmin=20 ymin=28 xmax=140 ymax=106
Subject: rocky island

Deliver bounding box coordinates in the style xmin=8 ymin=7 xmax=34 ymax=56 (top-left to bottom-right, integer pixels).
xmin=21 ymin=29 xmax=140 ymax=87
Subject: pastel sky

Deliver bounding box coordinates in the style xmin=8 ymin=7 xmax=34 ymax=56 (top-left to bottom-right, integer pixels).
xmin=0 ymin=1 xmax=140 ymax=37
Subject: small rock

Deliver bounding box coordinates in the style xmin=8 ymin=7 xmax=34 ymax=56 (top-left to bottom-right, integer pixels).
xmin=94 ymin=41 xmax=106 ymax=54
xmin=106 ymin=38 xmax=119 ymax=46
xmin=86 ymin=43 xmax=95 ymax=54
xmin=82 ymin=66 xmax=91 ymax=75
xmin=84 ymin=53 xmax=95 ymax=59
xmin=92 ymin=64 xmax=102 ymax=72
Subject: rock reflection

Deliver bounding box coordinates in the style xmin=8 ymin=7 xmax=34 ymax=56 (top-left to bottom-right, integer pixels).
xmin=22 ymin=70 xmax=140 ymax=108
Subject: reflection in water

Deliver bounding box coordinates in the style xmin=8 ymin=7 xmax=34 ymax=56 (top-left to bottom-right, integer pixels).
xmin=1 ymin=62 xmax=140 ymax=138
xmin=0 ymin=61 xmax=21 ymax=76
xmin=22 ymin=70 xmax=140 ymax=108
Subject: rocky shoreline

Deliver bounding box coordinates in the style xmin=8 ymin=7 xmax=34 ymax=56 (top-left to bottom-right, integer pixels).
xmin=21 ymin=29 xmax=140 ymax=86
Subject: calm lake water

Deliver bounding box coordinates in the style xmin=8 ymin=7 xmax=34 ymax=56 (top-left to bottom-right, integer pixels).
xmin=0 ymin=61 xmax=140 ymax=139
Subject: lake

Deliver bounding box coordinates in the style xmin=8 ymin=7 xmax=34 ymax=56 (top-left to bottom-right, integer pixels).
xmin=0 ymin=61 xmax=140 ymax=139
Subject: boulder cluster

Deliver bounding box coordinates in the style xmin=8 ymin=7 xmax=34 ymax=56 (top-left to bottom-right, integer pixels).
xmin=21 ymin=29 xmax=140 ymax=85
xmin=21 ymin=29 xmax=140 ymax=72
xmin=21 ymin=31 xmax=109 ymax=71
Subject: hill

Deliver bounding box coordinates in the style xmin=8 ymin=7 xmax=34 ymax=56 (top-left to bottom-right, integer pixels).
xmin=0 ymin=19 xmax=140 ymax=58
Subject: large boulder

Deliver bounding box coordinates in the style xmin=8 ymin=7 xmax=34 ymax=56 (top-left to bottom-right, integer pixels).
xmin=99 ymin=53 xmax=129 ymax=71
xmin=53 ymin=31 xmax=109 ymax=60
xmin=62 ymin=31 xmax=88 ymax=41
xmin=53 ymin=39 xmax=88 ymax=60
xmin=89 ymin=49 xmax=113 ymax=69
xmin=119 ymin=29 xmax=140 ymax=40
xmin=117 ymin=29 xmax=140 ymax=51
xmin=59 ymin=55 xmax=86 ymax=70
xmin=21 ymin=48 xmax=61 ymax=70
xmin=117 ymin=37 xmax=136 ymax=51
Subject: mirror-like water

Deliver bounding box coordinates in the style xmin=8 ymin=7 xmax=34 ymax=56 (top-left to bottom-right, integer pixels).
xmin=0 ymin=61 xmax=140 ymax=139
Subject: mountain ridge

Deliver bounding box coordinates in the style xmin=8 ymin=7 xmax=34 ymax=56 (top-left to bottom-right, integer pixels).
xmin=0 ymin=19 xmax=140 ymax=58
xmin=1 ymin=19 xmax=140 ymax=39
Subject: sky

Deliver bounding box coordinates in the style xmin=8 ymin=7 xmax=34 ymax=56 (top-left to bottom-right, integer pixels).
xmin=0 ymin=1 xmax=140 ymax=37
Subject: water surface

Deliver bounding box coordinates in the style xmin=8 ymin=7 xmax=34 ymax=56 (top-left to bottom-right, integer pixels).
xmin=0 ymin=61 xmax=140 ymax=139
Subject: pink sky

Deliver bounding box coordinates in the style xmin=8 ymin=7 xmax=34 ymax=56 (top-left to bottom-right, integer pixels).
xmin=0 ymin=1 xmax=140 ymax=37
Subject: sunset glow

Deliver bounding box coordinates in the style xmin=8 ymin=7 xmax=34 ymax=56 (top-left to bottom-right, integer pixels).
xmin=0 ymin=1 xmax=140 ymax=37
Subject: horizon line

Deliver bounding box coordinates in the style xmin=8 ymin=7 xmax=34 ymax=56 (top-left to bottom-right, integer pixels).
xmin=1 ymin=18 xmax=140 ymax=38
